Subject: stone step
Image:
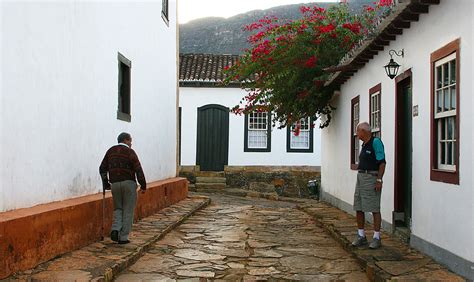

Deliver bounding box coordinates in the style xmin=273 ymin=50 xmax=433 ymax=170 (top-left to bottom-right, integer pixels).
xmin=195 ymin=177 xmax=226 ymax=184
xmin=195 ymin=183 xmax=226 ymax=189
xmin=195 ymin=171 xmax=225 ymax=178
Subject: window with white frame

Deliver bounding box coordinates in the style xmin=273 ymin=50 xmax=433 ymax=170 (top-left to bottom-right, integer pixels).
xmin=351 ymin=96 xmax=360 ymax=167
xmin=434 ymin=53 xmax=456 ymax=171
xmin=244 ymin=111 xmax=271 ymax=152
xmin=370 ymin=90 xmax=381 ymax=138
xmin=287 ymin=117 xmax=313 ymax=152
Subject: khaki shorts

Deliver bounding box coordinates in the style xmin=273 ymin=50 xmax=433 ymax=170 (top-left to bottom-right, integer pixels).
xmin=353 ymin=173 xmax=381 ymax=212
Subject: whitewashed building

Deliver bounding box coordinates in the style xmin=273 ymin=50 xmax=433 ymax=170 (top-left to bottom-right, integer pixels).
xmin=320 ymin=0 xmax=473 ymax=278
xmin=0 ymin=1 xmax=179 ymax=212
xmin=179 ymin=54 xmax=321 ymax=171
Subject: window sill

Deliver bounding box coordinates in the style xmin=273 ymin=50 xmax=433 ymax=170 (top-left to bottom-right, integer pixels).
xmin=431 ymin=168 xmax=456 ymax=173
xmin=117 ymin=112 xmax=131 ymax=122
xmin=287 ymin=148 xmax=313 ymax=153
xmin=430 ymin=169 xmax=459 ymax=185
xmin=244 ymin=148 xmax=271 ymax=153
xmin=161 ymin=12 xmax=169 ymax=27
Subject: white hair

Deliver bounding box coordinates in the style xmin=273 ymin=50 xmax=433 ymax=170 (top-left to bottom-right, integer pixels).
xmin=356 ymin=122 xmax=371 ymax=132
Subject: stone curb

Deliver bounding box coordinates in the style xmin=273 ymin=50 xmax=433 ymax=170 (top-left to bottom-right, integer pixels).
xmin=97 ymin=196 xmax=211 ymax=282
xmin=296 ymin=205 xmax=390 ymax=282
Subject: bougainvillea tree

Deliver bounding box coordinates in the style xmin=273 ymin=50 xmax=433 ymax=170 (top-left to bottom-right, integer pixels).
xmin=223 ymin=1 xmax=393 ymax=131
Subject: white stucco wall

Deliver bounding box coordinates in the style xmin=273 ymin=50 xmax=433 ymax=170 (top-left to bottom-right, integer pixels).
xmin=322 ymin=0 xmax=473 ymax=262
xmin=0 ymin=1 xmax=178 ymax=212
xmin=179 ymin=87 xmax=321 ymax=166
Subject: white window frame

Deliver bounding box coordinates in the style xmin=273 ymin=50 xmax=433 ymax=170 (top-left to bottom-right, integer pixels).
xmin=245 ymin=111 xmax=271 ymax=152
xmin=434 ymin=53 xmax=457 ymax=171
xmin=353 ymin=101 xmax=360 ymax=165
xmin=370 ymin=91 xmax=381 ymax=137
xmin=287 ymin=117 xmax=313 ymax=152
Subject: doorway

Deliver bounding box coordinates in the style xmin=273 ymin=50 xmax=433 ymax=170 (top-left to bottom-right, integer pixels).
xmin=394 ymin=70 xmax=413 ymax=233
xmin=196 ymin=104 xmax=229 ymax=171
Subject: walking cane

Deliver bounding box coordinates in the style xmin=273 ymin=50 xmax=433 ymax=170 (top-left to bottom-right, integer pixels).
xmin=101 ymin=187 xmax=105 ymax=241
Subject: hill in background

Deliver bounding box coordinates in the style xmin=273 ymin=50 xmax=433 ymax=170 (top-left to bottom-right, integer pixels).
xmin=179 ymin=1 xmax=374 ymax=55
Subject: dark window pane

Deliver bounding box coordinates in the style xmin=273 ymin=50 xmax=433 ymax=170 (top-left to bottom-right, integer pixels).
xmin=444 ymin=89 xmax=450 ymax=111
xmin=447 ymin=117 xmax=454 ymax=140
xmin=447 ymin=142 xmax=453 ymax=165
xmin=436 ymin=66 xmax=442 ymax=88
xmin=440 ymin=142 xmax=446 ymax=164
xmin=436 ymin=90 xmax=442 ymax=113
xmin=440 ymin=119 xmax=446 ymax=140
xmin=443 ymin=63 xmax=449 ymax=86
xmin=450 ymin=60 xmax=456 ymax=84
xmin=118 ymin=60 xmax=131 ymax=116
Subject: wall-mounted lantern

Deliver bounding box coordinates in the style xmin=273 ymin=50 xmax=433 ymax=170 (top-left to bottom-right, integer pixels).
xmin=384 ymin=49 xmax=404 ymax=79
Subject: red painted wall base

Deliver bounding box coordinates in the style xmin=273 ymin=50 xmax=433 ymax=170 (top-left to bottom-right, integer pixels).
xmin=0 ymin=177 xmax=188 ymax=279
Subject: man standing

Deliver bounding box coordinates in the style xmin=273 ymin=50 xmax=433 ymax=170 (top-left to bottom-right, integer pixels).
xmin=99 ymin=132 xmax=146 ymax=244
xmin=351 ymin=122 xmax=386 ymax=249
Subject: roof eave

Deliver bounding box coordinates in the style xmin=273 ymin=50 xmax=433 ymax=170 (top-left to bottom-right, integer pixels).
xmin=325 ymin=0 xmax=440 ymax=88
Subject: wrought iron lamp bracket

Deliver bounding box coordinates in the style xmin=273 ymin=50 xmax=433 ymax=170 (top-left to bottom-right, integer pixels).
xmin=389 ymin=49 xmax=404 ymax=59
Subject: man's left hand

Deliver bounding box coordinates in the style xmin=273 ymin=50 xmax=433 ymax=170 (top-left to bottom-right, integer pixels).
xmin=375 ymin=182 xmax=382 ymax=192
xmin=103 ymin=183 xmax=111 ymax=191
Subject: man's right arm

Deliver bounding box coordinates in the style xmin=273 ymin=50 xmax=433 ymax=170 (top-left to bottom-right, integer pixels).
xmin=99 ymin=150 xmax=111 ymax=190
xmin=130 ymin=150 xmax=146 ymax=190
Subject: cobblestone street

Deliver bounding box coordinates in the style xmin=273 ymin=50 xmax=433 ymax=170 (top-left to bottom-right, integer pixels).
xmin=116 ymin=194 xmax=368 ymax=281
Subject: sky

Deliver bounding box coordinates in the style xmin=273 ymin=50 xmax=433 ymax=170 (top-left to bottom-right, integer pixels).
xmin=178 ymin=0 xmax=339 ymax=24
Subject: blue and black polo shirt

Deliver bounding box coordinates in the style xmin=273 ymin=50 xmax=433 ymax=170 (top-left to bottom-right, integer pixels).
xmin=358 ymin=137 xmax=386 ymax=171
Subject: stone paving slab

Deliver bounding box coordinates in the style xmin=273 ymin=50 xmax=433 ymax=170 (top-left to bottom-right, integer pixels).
xmin=116 ymin=194 xmax=369 ymax=281
xmin=296 ymin=201 xmax=465 ymax=281
xmin=5 ymin=196 xmax=210 ymax=282
xmin=195 ymin=190 xmax=466 ymax=281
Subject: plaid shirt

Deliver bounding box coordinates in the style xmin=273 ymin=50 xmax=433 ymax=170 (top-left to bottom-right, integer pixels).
xmin=99 ymin=144 xmax=146 ymax=190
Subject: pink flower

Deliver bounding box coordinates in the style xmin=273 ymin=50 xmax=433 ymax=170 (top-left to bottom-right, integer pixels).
xmin=300 ymin=6 xmax=311 ymax=14
xmin=276 ymin=35 xmax=286 ymax=42
xmin=293 ymin=124 xmax=301 ymax=136
xmin=319 ymin=23 xmax=335 ymax=33
xmin=342 ymin=22 xmax=361 ymax=34
xmin=297 ymin=91 xmax=309 ymax=99
xmin=378 ymin=0 xmax=393 ymax=6
xmin=305 ymin=55 xmax=317 ymax=68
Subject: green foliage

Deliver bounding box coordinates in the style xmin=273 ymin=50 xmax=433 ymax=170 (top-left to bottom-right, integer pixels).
xmin=223 ymin=2 xmax=391 ymax=129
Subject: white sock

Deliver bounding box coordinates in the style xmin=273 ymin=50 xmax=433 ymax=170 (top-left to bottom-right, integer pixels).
xmin=358 ymin=229 xmax=365 ymax=237
xmin=374 ymin=231 xmax=381 ymax=239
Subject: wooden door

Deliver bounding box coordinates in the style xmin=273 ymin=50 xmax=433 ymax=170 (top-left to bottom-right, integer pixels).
xmin=395 ymin=75 xmax=413 ymax=228
xmin=196 ymin=104 xmax=229 ymax=171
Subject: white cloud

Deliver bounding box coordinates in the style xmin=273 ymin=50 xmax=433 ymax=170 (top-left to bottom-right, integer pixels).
xmin=179 ymin=0 xmax=339 ymax=24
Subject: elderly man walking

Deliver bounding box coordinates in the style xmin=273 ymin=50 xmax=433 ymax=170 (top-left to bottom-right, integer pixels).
xmin=351 ymin=122 xmax=386 ymax=249
xmin=99 ymin=132 xmax=146 ymax=244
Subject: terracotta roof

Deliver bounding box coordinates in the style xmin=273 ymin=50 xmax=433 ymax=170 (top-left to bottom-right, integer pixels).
xmin=179 ymin=53 xmax=240 ymax=86
xmin=326 ymin=0 xmax=440 ymax=87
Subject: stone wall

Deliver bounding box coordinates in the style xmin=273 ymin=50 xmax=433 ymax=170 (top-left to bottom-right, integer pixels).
xmin=180 ymin=166 xmax=321 ymax=198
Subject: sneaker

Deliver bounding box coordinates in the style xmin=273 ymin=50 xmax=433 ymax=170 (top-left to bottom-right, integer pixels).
xmin=351 ymin=235 xmax=368 ymax=247
xmin=110 ymin=230 xmax=119 ymax=242
xmin=369 ymin=238 xmax=382 ymax=249
xmin=118 ymin=240 xmax=130 ymax=244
